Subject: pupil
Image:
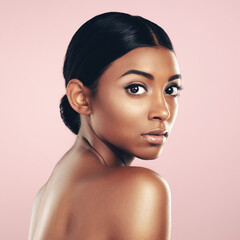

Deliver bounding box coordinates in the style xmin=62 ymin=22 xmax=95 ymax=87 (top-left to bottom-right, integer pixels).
xmin=167 ymin=87 xmax=173 ymax=94
xmin=131 ymin=86 xmax=139 ymax=93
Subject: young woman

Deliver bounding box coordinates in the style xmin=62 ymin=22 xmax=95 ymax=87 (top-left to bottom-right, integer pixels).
xmin=28 ymin=12 xmax=183 ymax=240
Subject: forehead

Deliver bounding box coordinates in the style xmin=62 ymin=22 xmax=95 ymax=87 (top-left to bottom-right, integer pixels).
xmin=100 ymin=46 xmax=180 ymax=80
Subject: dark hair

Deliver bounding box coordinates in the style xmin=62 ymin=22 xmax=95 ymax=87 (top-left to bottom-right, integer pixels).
xmin=60 ymin=12 xmax=174 ymax=135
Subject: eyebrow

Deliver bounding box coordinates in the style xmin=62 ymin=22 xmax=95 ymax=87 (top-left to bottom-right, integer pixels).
xmin=120 ymin=69 xmax=182 ymax=82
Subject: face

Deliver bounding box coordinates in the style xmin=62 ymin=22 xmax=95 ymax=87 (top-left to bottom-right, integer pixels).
xmin=89 ymin=46 xmax=182 ymax=160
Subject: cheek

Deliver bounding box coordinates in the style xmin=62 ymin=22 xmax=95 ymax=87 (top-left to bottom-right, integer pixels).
xmin=90 ymin=91 xmax=147 ymax=141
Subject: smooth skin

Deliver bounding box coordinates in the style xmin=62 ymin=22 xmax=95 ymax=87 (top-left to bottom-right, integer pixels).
xmin=28 ymin=46 xmax=181 ymax=240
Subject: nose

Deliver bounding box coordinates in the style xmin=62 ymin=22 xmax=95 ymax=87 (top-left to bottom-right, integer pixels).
xmin=148 ymin=94 xmax=170 ymax=121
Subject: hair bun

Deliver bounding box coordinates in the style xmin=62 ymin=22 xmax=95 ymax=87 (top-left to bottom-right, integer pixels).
xmin=59 ymin=94 xmax=80 ymax=135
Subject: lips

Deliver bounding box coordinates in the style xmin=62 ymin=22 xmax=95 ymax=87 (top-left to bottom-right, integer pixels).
xmin=141 ymin=129 xmax=168 ymax=144
xmin=142 ymin=129 xmax=168 ymax=137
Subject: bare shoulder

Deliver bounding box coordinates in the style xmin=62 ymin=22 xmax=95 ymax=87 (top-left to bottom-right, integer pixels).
xmin=104 ymin=166 xmax=171 ymax=240
xmin=107 ymin=166 xmax=170 ymax=197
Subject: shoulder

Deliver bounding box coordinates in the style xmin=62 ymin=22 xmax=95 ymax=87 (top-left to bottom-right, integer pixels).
xmin=102 ymin=166 xmax=171 ymax=240
xmin=86 ymin=166 xmax=170 ymax=203
xmin=106 ymin=166 xmax=170 ymax=196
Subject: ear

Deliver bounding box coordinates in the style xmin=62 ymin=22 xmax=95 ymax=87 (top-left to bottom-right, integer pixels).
xmin=66 ymin=79 xmax=92 ymax=115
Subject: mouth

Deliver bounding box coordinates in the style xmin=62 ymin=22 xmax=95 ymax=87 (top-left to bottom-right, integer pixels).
xmin=141 ymin=129 xmax=168 ymax=145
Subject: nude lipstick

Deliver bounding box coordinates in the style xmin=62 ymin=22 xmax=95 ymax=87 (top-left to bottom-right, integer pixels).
xmin=141 ymin=129 xmax=168 ymax=145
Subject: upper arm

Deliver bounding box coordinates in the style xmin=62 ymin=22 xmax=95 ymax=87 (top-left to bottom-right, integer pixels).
xmin=108 ymin=167 xmax=171 ymax=240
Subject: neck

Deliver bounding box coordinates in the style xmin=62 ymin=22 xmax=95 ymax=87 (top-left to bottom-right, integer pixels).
xmin=72 ymin=116 xmax=135 ymax=168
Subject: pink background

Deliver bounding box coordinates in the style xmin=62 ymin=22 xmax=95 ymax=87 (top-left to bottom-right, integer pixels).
xmin=1 ymin=0 xmax=240 ymax=239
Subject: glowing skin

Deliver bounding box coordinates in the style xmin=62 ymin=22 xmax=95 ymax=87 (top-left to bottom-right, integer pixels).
xmin=80 ymin=46 xmax=181 ymax=165
xmin=28 ymin=46 xmax=182 ymax=240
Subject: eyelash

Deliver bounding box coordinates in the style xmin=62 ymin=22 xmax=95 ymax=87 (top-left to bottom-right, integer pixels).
xmin=165 ymin=84 xmax=184 ymax=97
xmin=125 ymin=84 xmax=147 ymax=95
xmin=125 ymin=83 xmax=184 ymax=97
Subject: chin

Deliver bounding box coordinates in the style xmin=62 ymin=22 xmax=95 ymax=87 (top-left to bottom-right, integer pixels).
xmin=135 ymin=146 xmax=165 ymax=160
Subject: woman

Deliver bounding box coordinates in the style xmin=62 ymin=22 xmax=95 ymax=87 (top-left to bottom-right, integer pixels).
xmin=28 ymin=12 xmax=183 ymax=240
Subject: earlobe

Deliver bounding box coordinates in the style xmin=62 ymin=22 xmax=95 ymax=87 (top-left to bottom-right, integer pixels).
xmin=66 ymin=79 xmax=92 ymax=115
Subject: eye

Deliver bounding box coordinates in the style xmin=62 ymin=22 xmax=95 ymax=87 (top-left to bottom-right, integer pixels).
xmin=165 ymin=84 xmax=183 ymax=97
xmin=125 ymin=84 xmax=147 ymax=95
